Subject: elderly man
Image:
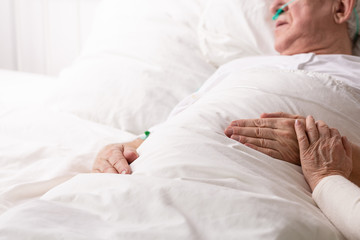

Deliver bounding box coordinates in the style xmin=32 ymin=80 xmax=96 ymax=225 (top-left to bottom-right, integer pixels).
xmin=93 ymin=0 xmax=360 ymax=175
xmin=93 ymin=0 xmax=360 ymax=238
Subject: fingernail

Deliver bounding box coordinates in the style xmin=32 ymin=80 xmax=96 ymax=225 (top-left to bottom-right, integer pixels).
xmin=121 ymin=170 xmax=127 ymax=175
xmin=295 ymin=119 xmax=301 ymax=126
xmin=225 ymin=128 xmax=233 ymax=136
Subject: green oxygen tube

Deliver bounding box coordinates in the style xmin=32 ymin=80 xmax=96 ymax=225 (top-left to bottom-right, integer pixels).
xmin=272 ymin=0 xmax=297 ymax=21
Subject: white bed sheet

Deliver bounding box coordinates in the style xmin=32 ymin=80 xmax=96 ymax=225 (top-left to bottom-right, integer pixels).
xmin=1 ymin=68 xmax=358 ymax=239
xmin=0 ymin=105 xmax=135 ymax=214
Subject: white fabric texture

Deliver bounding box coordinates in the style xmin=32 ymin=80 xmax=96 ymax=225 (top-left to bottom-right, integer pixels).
xmin=50 ymin=0 xmax=215 ymax=135
xmin=205 ymin=53 xmax=360 ymax=90
xmin=0 ymin=105 xmax=136 ymax=214
xmin=313 ymin=175 xmax=360 ymax=240
xmin=198 ymin=0 xmax=360 ymax=67
xmin=167 ymin=54 xmax=360 ymax=119
xmin=1 ymin=67 xmax=359 ymax=239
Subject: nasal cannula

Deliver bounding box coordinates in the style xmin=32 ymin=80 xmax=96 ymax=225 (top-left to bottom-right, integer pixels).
xmin=272 ymin=0 xmax=297 ymax=21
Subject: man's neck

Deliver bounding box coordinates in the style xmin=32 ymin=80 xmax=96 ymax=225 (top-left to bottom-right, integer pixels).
xmin=312 ymin=38 xmax=353 ymax=55
xmin=312 ymin=27 xmax=353 ymax=55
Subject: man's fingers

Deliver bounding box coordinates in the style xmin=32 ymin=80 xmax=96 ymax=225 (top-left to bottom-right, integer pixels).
xmin=231 ymin=118 xmax=275 ymax=128
xmin=316 ymin=120 xmax=331 ymax=139
xmin=305 ymin=116 xmax=319 ymax=143
xmin=260 ymin=112 xmax=304 ymax=119
xmin=224 ymin=127 xmax=233 ymax=137
xmin=102 ymin=165 xmax=120 ymax=174
xmin=295 ymin=119 xmax=310 ymax=151
xmin=123 ymin=146 xmax=139 ymax=163
xmin=108 ymin=148 xmax=132 ymax=174
xmin=229 ymin=127 xmax=279 ymax=140
xmin=244 ymin=143 xmax=282 ymax=160
xmin=330 ymin=128 xmax=340 ymax=138
xmin=92 ymin=159 xmax=119 ymax=174
xmin=230 ymin=118 xmax=293 ymax=129
xmin=230 ymin=134 xmax=277 ymax=150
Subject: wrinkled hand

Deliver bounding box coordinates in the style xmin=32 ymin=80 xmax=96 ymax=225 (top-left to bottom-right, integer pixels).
xmin=92 ymin=142 xmax=139 ymax=174
xmin=295 ymin=116 xmax=353 ymax=191
xmin=224 ymin=112 xmax=304 ymax=165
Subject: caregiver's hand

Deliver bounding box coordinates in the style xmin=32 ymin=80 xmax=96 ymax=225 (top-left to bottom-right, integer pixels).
xmin=92 ymin=138 xmax=144 ymax=174
xmin=295 ymin=116 xmax=353 ymax=191
xmin=224 ymin=112 xmax=304 ymax=165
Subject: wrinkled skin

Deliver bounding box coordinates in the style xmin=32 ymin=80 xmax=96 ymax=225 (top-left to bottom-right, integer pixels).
xmin=295 ymin=116 xmax=353 ymax=191
xmin=270 ymin=0 xmax=354 ymax=55
xmin=224 ymin=112 xmax=304 ymax=165
xmin=225 ymin=112 xmax=354 ymax=191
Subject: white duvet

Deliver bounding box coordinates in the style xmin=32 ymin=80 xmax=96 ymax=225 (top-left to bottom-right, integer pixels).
xmin=1 ymin=68 xmax=359 ymax=239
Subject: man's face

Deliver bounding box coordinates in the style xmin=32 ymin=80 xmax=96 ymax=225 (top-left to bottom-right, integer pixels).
xmin=270 ymin=0 xmax=337 ymax=55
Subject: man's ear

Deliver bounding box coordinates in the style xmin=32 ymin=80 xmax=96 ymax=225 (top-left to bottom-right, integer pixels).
xmin=333 ymin=0 xmax=356 ymax=23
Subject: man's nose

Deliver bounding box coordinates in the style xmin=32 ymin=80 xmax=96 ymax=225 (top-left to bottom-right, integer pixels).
xmin=270 ymin=0 xmax=288 ymax=15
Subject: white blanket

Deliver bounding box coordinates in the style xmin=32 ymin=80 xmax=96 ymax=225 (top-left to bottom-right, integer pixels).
xmin=1 ymin=68 xmax=359 ymax=239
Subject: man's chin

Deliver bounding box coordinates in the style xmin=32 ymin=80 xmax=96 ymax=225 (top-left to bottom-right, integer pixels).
xmin=274 ymin=41 xmax=297 ymax=56
xmin=274 ymin=43 xmax=287 ymax=55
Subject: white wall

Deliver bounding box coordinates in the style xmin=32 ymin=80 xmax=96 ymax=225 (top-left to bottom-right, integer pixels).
xmin=0 ymin=0 xmax=16 ymax=70
xmin=0 ymin=0 xmax=101 ymax=76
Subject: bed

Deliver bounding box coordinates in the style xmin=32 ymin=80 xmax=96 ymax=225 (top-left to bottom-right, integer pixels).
xmin=0 ymin=0 xmax=359 ymax=239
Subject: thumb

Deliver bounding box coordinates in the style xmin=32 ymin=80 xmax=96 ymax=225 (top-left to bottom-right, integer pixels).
xmin=123 ymin=146 xmax=139 ymax=163
xmin=295 ymin=120 xmax=310 ymax=152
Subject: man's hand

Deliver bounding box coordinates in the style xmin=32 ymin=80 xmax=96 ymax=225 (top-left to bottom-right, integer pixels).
xmin=224 ymin=112 xmax=304 ymax=165
xmin=92 ymin=138 xmax=143 ymax=174
xmin=295 ymin=116 xmax=353 ymax=191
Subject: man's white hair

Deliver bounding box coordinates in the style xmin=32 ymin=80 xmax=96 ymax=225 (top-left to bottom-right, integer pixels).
xmin=348 ymin=0 xmax=360 ymax=54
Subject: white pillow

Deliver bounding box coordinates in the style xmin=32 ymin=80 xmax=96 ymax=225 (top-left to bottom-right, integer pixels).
xmin=51 ymin=0 xmax=215 ymax=135
xmin=198 ymin=0 xmax=278 ymax=67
